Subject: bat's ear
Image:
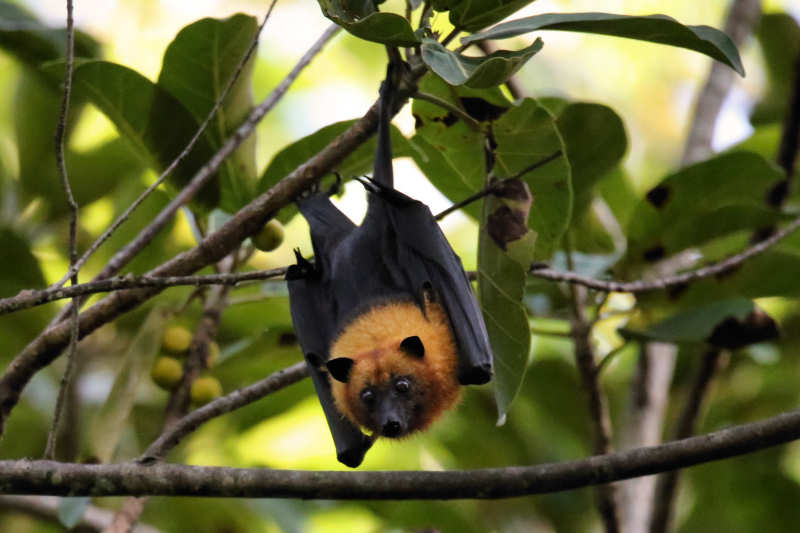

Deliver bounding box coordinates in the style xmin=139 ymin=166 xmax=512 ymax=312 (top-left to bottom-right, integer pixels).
xmin=327 ymin=357 xmax=354 ymax=383
xmin=399 ymin=336 xmax=425 ymax=359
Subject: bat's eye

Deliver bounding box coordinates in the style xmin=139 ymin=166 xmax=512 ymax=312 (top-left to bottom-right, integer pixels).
xmin=360 ymin=388 xmax=375 ymax=406
xmin=394 ymin=378 xmax=410 ymax=394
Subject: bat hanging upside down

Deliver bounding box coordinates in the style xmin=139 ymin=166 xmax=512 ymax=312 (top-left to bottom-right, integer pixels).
xmin=286 ymin=65 xmax=493 ymax=468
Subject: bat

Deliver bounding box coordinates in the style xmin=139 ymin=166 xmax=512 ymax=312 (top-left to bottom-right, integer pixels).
xmin=286 ymin=64 xmax=493 ymax=468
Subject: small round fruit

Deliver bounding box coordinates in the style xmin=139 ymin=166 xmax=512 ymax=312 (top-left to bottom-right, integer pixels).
xmin=151 ymin=356 xmax=183 ymax=390
xmin=252 ymin=220 xmax=284 ymax=252
xmin=191 ymin=376 xmax=223 ymax=405
xmin=206 ymin=341 xmax=220 ymax=367
xmin=162 ymin=326 xmax=192 ymax=355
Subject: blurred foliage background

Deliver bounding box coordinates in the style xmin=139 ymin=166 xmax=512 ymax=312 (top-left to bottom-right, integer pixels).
xmin=0 ymin=0 xmax=799 ymax=532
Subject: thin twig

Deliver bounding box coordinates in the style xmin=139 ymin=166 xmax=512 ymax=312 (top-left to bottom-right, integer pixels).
xmin=528 ymin=210 xmax=800 ymax=292
xmin=163 ymin=283 xmax=230 ymax=428
xmin=0 ymin=267 xmax=288 ymax=316
xmin=435 ymin=150 xmax=562 ymax=220
xmin=53 ymin=0 xmax=279 ymax=291
xmin=440 ymin=27 xmax=460 ymax=47
xmin=44 ymin=0 xmax=78 ymax=461
xmin=142 ymin=362 xmax=309 ymax=461
xmin=413 ymin=91 xmax=482 ymax=129
xmin=596 ymin=342 xmax=630 ymax=374
xmin=568 ymin=272 xmax=620 ymax=532
xmin=7 ymin=406 xmax=800 ymax=497
xmin=0 ymin=495 xmax=161 ymax=533
xmin=775 ymin=51 xmax=800 ymax=198
xmin=107 ymin=263 xmax=235 ymax=533
xmin=649 ymin=350 xmax=722 ymax=533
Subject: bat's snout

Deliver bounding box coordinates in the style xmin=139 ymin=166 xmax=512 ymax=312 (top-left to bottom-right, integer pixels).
xmin=381 ymin=419 xmax=403 ymax=437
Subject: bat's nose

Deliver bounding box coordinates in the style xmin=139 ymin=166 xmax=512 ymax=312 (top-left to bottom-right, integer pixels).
xmin=382 ymin=420 xmax=402 ymax=437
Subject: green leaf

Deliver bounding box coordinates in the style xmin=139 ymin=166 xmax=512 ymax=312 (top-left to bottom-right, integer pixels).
xmin=420 ymin=37 xmax=543 ymax=88
xmin=16 ymin=72 xmax=145 ymax=217
xmin=90 ymin=180 xmax=176 ymax=275
xmin=478 ymin=197 xmax=532 ymax=423
xmin=0 ymin=227 xmax=45 ymax=296
xmin=68 ymin=138 xmax=147 ymax=208
xmin=462 ymin=12 xmax=745 ymax=76
xmin=410 ymin=79 xmax=569 ymax=259
xmin=448 ymin=0 xmax=537 ymax=33
xmin=551 ymin=102 xmax=627 ymax=254
xmin=554 ymin=103 xmax=627 ymax=217
xmin=90 ymin=306 xmax=171 ymax=463
xmin=751 ymin=13 xmax=800 ymax=125
xmin=66 ymin=60 xmax=221 ymax=210
xmin=621 ymin=298 xmax=754 ymax=343
xmin=258 ymin=119 xmax=411 ymax=222
xmin=58 ymin=497 xmax=90 ymax=529
xmin=622 ymin=151 xmax=786 ymax=268
xmin=317 ymin=1 xmax=419 ymax=45
xmin=409 ymin=76 xmax=505 ymax=218
xmin=0 ymin=1 xmax=99 ymax=78
xmin=158 ymin=14 xmax=259 ymax=210
xmin=492 ymin=98 xmax=571 ymax=260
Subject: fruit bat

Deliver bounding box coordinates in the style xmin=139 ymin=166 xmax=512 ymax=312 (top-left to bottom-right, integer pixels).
xmin=286 ymin=66 xmax=493 ymax=468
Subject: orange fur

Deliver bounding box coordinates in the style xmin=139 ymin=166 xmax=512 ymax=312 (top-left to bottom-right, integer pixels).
xmin=329 ymin=300 xmax=460 ymax=436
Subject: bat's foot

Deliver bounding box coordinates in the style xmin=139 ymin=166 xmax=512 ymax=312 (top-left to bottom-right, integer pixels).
xmin=355 ymin=175 xmax=417 ymax=206
xmin=286 ymin=248 xmax=317 ymax=281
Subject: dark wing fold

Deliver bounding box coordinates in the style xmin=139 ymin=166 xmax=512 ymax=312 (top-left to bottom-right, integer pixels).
xmin=297 ymin=193 xmax=356 ymax=265
xmin=383 ymin=197 xmax=494 ymax=385
xmin=288 ymin=195 xmax=372 ymax=468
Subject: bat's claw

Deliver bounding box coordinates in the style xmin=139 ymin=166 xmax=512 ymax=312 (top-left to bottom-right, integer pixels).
xmin=327 ymin=172 xmax=344 ymax=196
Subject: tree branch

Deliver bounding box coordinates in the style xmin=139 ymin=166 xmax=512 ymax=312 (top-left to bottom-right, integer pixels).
xmin=649 ymin=350 xmax=723 ymax=533
xmin=681 ymin=0 xmax=762 ymax=165
xmin=0 ymin=23 xmax=352 ymax=437
xmin=775 ymin=50 xmax=800 ymax=203
xmin=529 ymin=209 xmax=800 ymax=292
xmin=53 ymin=2 xmax=279 ymax=291
xmin=0 ymin=495 xmax=161 ymax=533
xmin=45 ymin=0 xmax=79 ymax=462
xmin=619 ymin=343 xmax=677 ymax=533
xmin=568 ymin=278 xmax=620 ymax=532
xmin=141 ymin=361 xmax=309 ymax=461
xmin=3 ymin=406 xmax=800 ymax=498
xmin=0 ymin=268 xmax=288 ymax=315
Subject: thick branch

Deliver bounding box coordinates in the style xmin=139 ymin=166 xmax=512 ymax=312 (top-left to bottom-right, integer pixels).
xmin=619 ymin=343 xmax=676 ymax=533
xmin=681 ymin=0 xmax=762 ymax=165
xmin=3 ymin=407 xmax=800 ymax=498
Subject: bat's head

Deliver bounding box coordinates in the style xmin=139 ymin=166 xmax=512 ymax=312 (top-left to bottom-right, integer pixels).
xmin=327 ymin=302 xmax=461 ymax=438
